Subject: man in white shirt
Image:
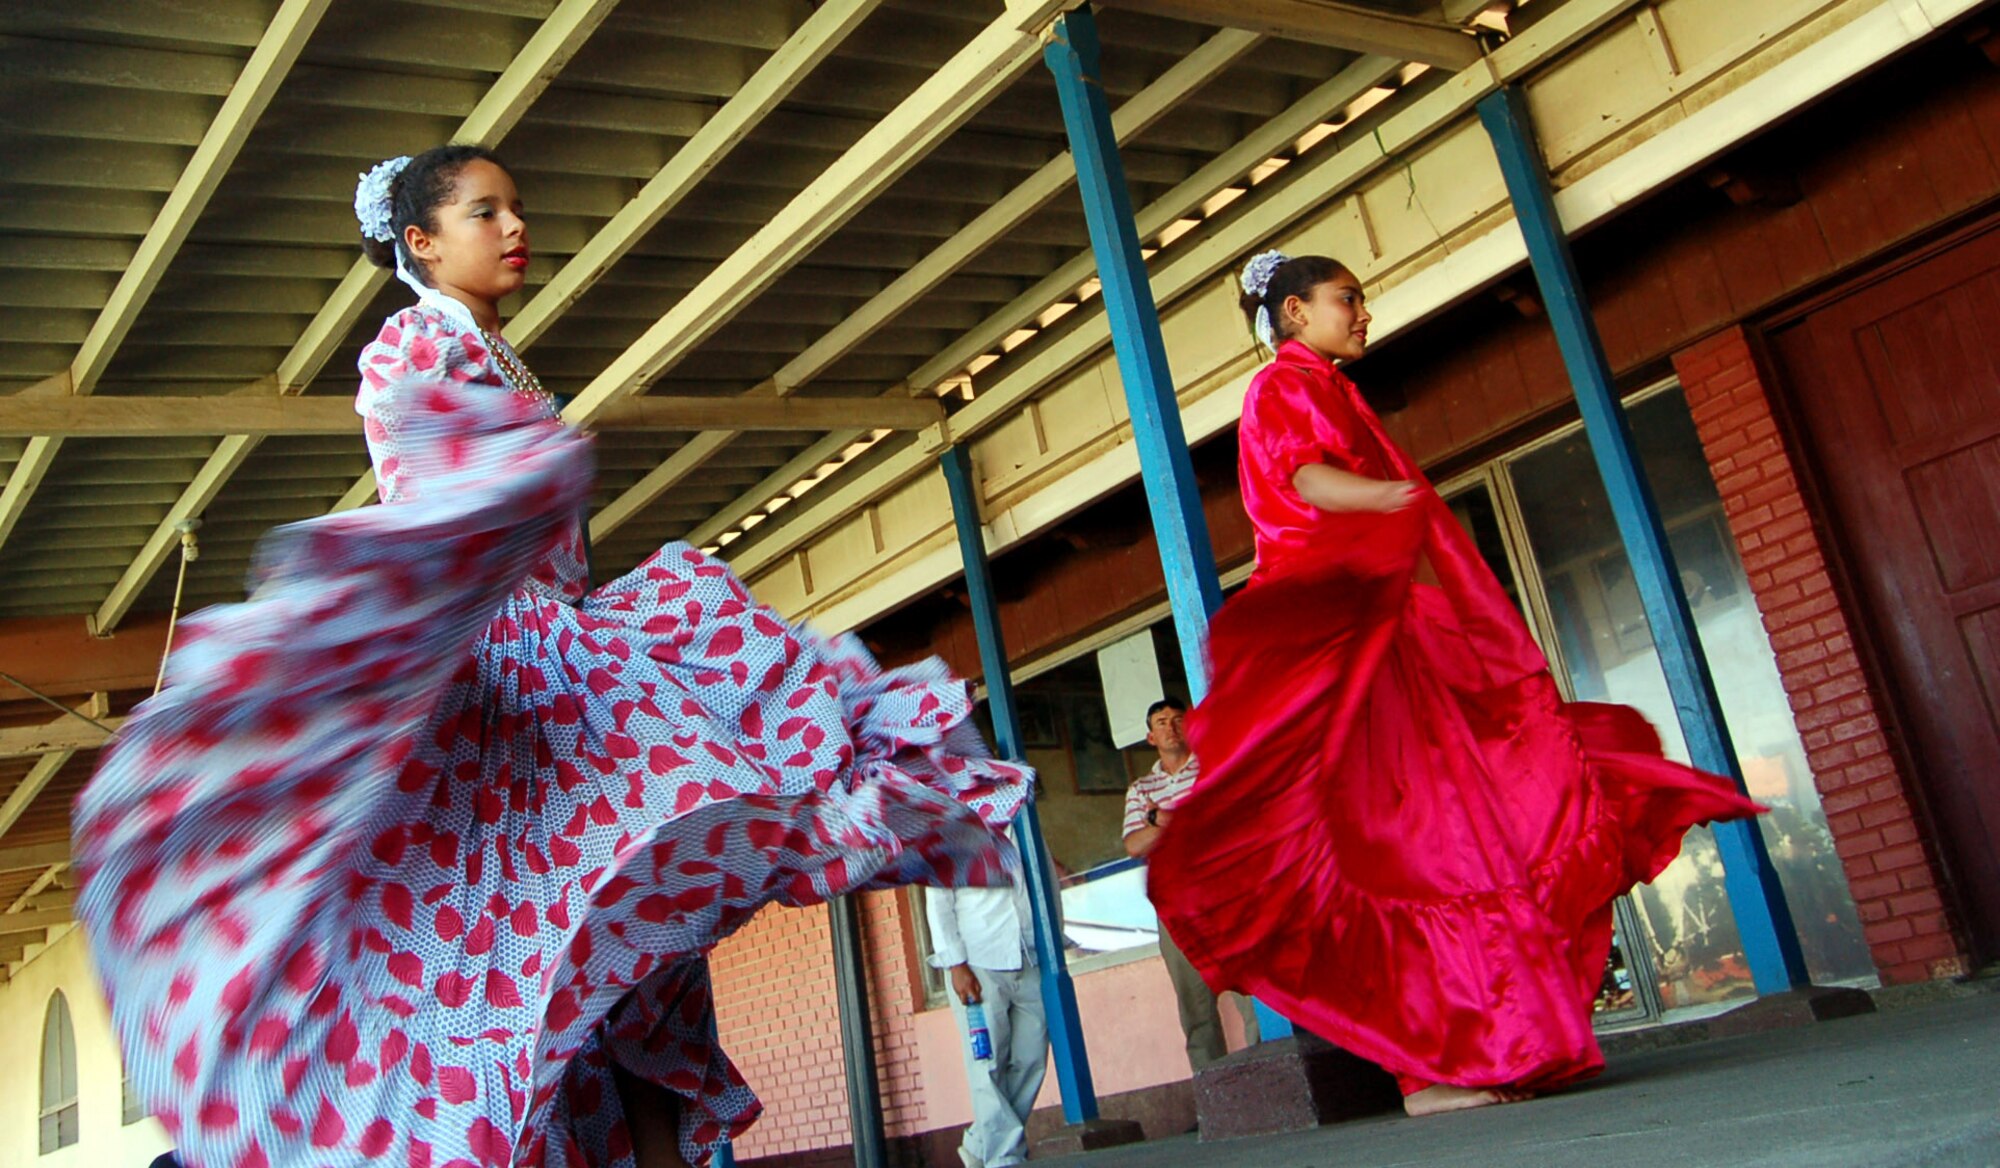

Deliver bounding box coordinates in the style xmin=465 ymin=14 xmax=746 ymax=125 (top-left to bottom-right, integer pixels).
xmin=1122 ymin=697 xmax=1260 ymax=1072
xmin=925 ymin=856 xmax=1050 ymax=1168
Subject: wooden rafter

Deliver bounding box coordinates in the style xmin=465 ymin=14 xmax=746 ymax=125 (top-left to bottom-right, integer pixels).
xmin=0 ymin=692 xmax=116 ymax=760
xmin=88 ymin=0 xmax=623 ymax=637
xmin=1093 ymin=0 xmax=1482 ymax=68
xmin=5 ymin=867 xmax=68 ymax=916
xmin=0 ymin=842 xmax=69 ymax=875
xmin=505 ymin=0 xmax=886 ymax=350
xmin=906 ymin=52 xmax=1402 ymax=395
xmin=69 ymin=0 xmax=335 ymax=396
xmin=584 ymin=26 xmax=1263 ymax=544
xmin=331 ymin=0 xmax=1075 ymax=523
xmin=0 ymin=0 xmax=334 ymax=557
xmin=0 ymin=752 xmax=72 ymax=838
xmin=0 ymin=393 xmax=945 ymax=439
xmin=727 ymin=0 xmax=1635 ymax=581
xmin=0 ymin=906 xmax=72 ymax=935
xmin=553 ymin=0 xmax=1075 ymax=430
xmin=669 ymin=51 xmax=1402 ymax=554
xmin=684 ymin=430 xmax=860 ymax=550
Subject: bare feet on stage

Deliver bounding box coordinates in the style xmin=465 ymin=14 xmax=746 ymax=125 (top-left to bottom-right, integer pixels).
xmin=1401 ymin=1083 xmax=1534 ymax=1117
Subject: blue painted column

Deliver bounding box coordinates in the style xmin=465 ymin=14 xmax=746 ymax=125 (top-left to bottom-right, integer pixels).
xmin=940 ymin=444 xmax=1100 ymax=1123
xmin=1477 ymin=84 xmax=1810 ymax=993
xmin=1043 ymin=2 xmax=1295 ymax=1043
xmin=1042 ymin=5 xmax=1223 ymax=695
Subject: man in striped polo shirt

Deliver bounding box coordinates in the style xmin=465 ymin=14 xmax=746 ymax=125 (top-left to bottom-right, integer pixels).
xmin=1122 ymin=697 xmax=1260 ymax=1073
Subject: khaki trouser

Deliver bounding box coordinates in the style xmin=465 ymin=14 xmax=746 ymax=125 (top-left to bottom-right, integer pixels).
xmin=949 ymin=963 xmax=1049 ymax=1168
xmin=1158 ymin=922 xmax=1261 ymax=1072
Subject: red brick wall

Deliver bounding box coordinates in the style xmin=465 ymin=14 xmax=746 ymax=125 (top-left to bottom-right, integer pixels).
xmin=710 ymin=893 xmax=931 ymax=1160
xmin=859 ymin=890 xmax=929 ymax=1139
xmin=1672 ymin=326 xmax=1969 ymax=984
xmin=710 ymin=904 xmax=844 ymax=1159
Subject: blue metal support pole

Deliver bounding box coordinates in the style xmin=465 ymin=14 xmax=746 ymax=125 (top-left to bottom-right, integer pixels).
xmin=1476 ymin=84 xmax=1810 ymax=993
xmin=1042 ymin=5 xmax=1224 ymax=698
xmin=1043 ymin=2 xmax=1294 ymax=1043
xmin=940 ymin=443 xmax=1100 ymax=1123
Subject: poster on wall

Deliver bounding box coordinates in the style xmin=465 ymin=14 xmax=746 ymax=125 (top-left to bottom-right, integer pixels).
xmin=1097 ymin=630 xmax=1165 ymax=749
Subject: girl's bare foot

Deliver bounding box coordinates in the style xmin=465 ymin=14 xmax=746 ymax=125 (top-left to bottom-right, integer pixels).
xmin=1402 ymin=1083 xmax=1533 ymax=1116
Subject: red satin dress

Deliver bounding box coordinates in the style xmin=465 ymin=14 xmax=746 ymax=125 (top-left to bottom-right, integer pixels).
xmin=1148 ymin=339 xmax=1762 ymax=1093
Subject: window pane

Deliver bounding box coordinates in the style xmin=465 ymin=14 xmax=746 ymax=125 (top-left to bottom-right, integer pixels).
xmin=1506 ymin=387 xmax=1875 ymax=1001
xmin=123 ymin=1070 xmax=146 ymax=1125
xmin=57 ymin=1002 xmax=76 ymax=1100
xmin=41 ymin=1011 xmax=59 ymax=1103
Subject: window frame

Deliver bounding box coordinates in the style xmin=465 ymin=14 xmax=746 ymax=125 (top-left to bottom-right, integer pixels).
xmin=39 ymin=990 xmax=79 ymax=1154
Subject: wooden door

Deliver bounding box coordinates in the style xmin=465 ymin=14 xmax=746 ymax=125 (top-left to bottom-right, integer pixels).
xmin=1771 ymin=222 xmax=2000 ymax=959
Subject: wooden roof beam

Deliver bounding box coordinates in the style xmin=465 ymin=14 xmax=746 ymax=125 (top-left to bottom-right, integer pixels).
xmin=584 ymin=4 xmax=1227 ymax=545
xmin=505 ymin=0 xmax=886 ymax=351
xmin=71 ymin=0 xmax=335 ymax=397
xmin=554 ymin=0 xmax=1078 ymax=431
xmin=0 ymin=842 xmax=68 ymax=875
xmin=0 ymin=615 xmax=169 ymax=701
xmin=606 ymin=46 xmax=1400 ymax=553
xmin=0 ymin=753 xmax=73 ymax=839
xmin=336 ymin=0 xmax=1075 ymax=522
xmin=905 ymin=50 xmax=1403 ymax=396
xmin=1093 ymin=0 xmax=1483 ymax=69
xmin=0 ymin=394 xmax=943 ymax=439
xmin=88 ymin=0 xmax=622 ymax=637
xmin=0 ymin=695 xmax=118 ymax=761
xmin=5 ymin=866 xmax=68 ymax=915
xmin=0 ymin=0 xmax=333 ymax=557
xmin=0 ymin=906 xmax=73 ymax=934
xmin=774 ymin=27 xmax=1262 ymax=397
xmin=683 ymin=429 xmax=862 ymax=551
xmin=726 ymin=0 xmax=1634 ymax=581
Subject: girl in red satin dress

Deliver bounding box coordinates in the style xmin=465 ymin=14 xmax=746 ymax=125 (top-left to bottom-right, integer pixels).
xmin=1146 ymin=251 xmax=1763 ymax=1115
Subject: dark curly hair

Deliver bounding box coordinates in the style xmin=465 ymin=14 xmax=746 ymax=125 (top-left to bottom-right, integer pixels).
xmin=358 ymin=144 xmax=509 ymax=286
xmin=1238 ymin=254 xmax=1352 ymax=346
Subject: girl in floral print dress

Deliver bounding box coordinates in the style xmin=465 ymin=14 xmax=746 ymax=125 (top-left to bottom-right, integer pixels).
xmin=74 ymin=145 xmax=1030 ymax=1168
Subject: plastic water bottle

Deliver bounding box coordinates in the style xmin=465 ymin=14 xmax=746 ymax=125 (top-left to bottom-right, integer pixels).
xmin=965 ymin=1002 xmax=994 ymax=1061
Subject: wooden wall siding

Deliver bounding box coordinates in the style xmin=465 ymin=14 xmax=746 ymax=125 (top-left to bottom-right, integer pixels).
xmin=1673 ymin=326 xmax=1969 ymax=984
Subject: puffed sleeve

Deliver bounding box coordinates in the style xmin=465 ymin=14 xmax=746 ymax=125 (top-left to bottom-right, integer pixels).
xmin=1239 ymin=363 xmax=1357 ymax=486
xmin=355 ymin=308 xmax=497 ymax=502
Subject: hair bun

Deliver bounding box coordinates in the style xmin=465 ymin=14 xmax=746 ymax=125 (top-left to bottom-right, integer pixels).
xmin=354 ymin=155 xmax=412 ymax=243
xmin=1239 ymin=249 xmax=1289 ymax=300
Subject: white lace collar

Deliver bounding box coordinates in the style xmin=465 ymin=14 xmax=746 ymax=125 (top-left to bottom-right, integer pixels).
xmin=394 ymin=251 xmax=484 ymax=336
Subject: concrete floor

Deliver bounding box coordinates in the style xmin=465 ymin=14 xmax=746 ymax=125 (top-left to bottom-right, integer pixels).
xmin=1046 ymin=992 xmax=2000 ymax=1168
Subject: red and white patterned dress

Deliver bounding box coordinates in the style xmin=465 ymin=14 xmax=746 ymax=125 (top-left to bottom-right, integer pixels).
xmin=74 ymin=302 xmax=1030 ymax=1168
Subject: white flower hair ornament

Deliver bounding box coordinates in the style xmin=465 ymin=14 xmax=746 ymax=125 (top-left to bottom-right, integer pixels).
xmin=1240 ymin=249 xmax=1289 ymax=350
xmin=354 ymin=155 xmax=412 ymax=243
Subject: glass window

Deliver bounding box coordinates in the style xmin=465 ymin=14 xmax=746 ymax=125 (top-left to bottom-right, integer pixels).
xmin=1446 ymin=478 xmax=1657 ymax=1026
xmin=40 ymin=990 xmax=79 ymax=1154
xmin=1505 ymin=385 xmax=1874 ymax=1007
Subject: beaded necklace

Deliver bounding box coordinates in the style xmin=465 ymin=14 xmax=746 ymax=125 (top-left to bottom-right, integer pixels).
xmin=479 ymin=328 xmax=558 ymax=419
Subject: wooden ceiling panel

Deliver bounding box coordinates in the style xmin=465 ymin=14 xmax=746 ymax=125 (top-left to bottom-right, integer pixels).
xmin=0 ymin=0 xmax=1491 ymax=652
